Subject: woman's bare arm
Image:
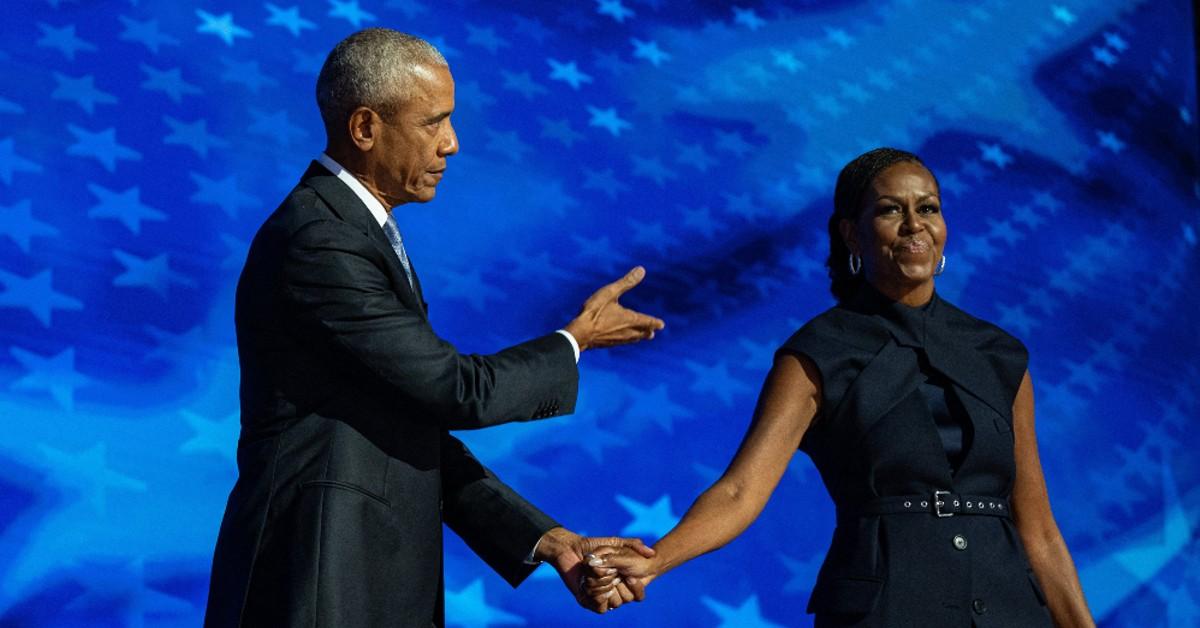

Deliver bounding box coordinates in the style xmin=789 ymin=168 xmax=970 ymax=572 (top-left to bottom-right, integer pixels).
xmin=1010 ymin=370 xmax=1095 ymax=627
xmin=602 ymin=351 xmax=820 ymax=582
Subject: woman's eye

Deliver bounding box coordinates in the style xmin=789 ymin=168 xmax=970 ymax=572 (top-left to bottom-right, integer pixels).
xmin=879 ymin=205 xmax=900 ymax=214
xmin=920 ymin=204 xmax=940 ymax=213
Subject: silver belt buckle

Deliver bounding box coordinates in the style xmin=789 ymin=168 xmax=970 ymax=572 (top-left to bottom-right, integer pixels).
xmin=934 ymin=490 xmax=952 ymax=517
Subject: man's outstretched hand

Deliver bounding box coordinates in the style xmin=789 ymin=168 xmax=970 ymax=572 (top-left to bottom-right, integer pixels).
xmin=534 ymin=527 xmax=655 ymax=614
xmin=564 ymin=267 xmax=665 ymax=351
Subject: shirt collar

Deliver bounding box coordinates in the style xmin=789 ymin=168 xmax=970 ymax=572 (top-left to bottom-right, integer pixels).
xmin=317 ymin=152 xmax=389 ymax=227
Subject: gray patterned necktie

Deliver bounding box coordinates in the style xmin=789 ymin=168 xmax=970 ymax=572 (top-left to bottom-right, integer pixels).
xmin=381 ymin=214 xmax=416 ymax=292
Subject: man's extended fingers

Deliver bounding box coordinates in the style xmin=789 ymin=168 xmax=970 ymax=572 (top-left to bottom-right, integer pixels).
xmin=625 ymin=309 xmax=666 ymax=332
xmin=592 ymin=266 xmax=647 ymax=304
xmin=615 ymin=265 xmax=646 ymax=295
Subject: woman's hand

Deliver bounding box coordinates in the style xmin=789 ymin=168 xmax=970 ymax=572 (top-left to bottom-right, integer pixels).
xmin=592 ymin=545 xmax=660 ymax=581
xmin=580 ymin=544 xmax=661 ymax=611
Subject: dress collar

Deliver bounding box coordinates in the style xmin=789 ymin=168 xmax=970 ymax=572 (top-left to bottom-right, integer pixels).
xmin=845 ymin=282 xmax=940 ymax=349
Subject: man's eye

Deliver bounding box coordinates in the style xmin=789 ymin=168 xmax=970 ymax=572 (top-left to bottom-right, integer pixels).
xmin=920 ymin=204 xmax=940 ymax=213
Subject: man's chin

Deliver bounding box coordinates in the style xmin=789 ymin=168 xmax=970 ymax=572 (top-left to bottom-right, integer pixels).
xmin=412 ymin=181 xmax=441 ymax=202
xmin=399 ymin=189 xmax=437 ymax=204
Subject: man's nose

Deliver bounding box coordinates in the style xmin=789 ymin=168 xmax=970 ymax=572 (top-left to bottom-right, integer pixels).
xmin=439 ymin=122 xmax=459 ymax=156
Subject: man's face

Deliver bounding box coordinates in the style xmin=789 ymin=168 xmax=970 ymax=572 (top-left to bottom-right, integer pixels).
xmin=371 ymin=64 xmax=458 ymax=206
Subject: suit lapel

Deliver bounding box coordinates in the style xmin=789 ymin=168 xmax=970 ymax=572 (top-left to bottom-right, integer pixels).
xmin=301 ymin=162 xmax=429 ymax=320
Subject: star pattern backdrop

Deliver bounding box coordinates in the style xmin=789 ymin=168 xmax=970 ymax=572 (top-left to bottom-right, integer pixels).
xmin=1 ymin=0 xmax=1198 ymax=626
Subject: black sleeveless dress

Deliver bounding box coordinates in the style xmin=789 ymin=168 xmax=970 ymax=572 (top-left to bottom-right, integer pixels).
xmin=779 ymin=285 xmax=1053 ymax=627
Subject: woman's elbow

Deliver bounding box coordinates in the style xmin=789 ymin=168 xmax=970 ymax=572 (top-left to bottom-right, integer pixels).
xmin=715 ymin=479 xmax=768 ymax=524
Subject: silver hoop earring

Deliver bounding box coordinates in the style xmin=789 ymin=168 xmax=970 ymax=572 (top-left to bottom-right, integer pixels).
xmin=935 ymin=254 xmax=947 ymax=276
xmin=848 ymin=253 xmax=862 ymax=275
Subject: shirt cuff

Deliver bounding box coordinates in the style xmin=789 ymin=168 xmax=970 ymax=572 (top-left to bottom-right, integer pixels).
xmin=524 ymin=536 xmax=543 ymax=565
xmin=555 ymin=329 xmax=581 ymax=363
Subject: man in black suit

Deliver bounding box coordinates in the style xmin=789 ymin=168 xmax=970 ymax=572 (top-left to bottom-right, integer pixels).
xmin=204 ymin=28 xmax=664 ymax=627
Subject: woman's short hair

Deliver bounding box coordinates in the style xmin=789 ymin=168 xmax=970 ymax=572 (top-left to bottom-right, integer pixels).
xmin=825 ymin=147 xmax=933 ymax=303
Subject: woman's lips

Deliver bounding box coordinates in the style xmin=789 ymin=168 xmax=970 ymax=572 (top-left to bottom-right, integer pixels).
xmin=896 ymin=240 xmax=930 ymax=254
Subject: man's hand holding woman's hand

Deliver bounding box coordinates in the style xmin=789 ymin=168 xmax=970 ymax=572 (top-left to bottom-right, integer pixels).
xmin=580 ymin=544 xmax=663 ymax=613
xmin=535 ymin=527 xmax=655 ymax=614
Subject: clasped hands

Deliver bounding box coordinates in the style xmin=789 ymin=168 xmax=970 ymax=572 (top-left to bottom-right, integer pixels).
xmin=535 ymin=528 xmax=659 ymax=614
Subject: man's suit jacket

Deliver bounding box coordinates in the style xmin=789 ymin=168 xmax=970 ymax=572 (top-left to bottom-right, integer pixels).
xmin=204 ymin=163 xmax=580 ymax=627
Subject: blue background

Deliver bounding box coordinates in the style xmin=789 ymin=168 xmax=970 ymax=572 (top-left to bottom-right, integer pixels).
xmin=2 ymin=0 xmax=1198 ymax=626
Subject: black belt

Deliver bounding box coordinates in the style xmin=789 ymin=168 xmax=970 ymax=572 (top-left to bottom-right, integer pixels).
xmin=838 ymin=491 xmax=1011 ymax=520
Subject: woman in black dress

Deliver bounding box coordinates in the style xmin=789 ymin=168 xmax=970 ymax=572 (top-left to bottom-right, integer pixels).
xmin=588 ymin=148 xmax=1094 ymax=626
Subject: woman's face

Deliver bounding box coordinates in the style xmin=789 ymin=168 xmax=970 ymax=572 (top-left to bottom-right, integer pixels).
xmin=841 ymin=161 xmax=946 ymax=297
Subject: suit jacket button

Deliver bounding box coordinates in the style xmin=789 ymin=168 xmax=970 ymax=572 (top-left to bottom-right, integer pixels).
xmin=953 ymin=534 xmax=968 ymax=550
xmin=972 ymin=598 xmax=986 ymax=614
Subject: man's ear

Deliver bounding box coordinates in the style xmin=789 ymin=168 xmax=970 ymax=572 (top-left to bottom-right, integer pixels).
xmin=347 ymin=107 xmax=379 ymax=152
xmin=838 ymin=218 xmax=858 ymax=255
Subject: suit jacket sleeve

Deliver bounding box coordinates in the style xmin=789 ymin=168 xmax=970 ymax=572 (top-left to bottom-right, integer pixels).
xmin=280 ymin=218 xmax=579 ymax=429
xmin=440 ymin=432 xmax=559 ymax=586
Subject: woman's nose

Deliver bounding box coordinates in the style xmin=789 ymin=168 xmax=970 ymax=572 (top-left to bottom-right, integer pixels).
xmin=899 ymin=208 xmax=925 ymax=233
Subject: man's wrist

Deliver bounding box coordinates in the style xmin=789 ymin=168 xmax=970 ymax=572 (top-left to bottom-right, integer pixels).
xmin=556 ymin=329 xmax=581 ymax=362
xmin=526 ymin=527 xmax=561 ymax=565
xmin=562 ymin=320 xmax=588 ymax=352
xmin=532 ymin=526 xmax=576 ymax=563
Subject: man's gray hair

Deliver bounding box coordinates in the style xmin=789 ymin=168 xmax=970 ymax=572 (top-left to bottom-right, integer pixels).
xmin=316 ymin=28 xmax=448 ymax=136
